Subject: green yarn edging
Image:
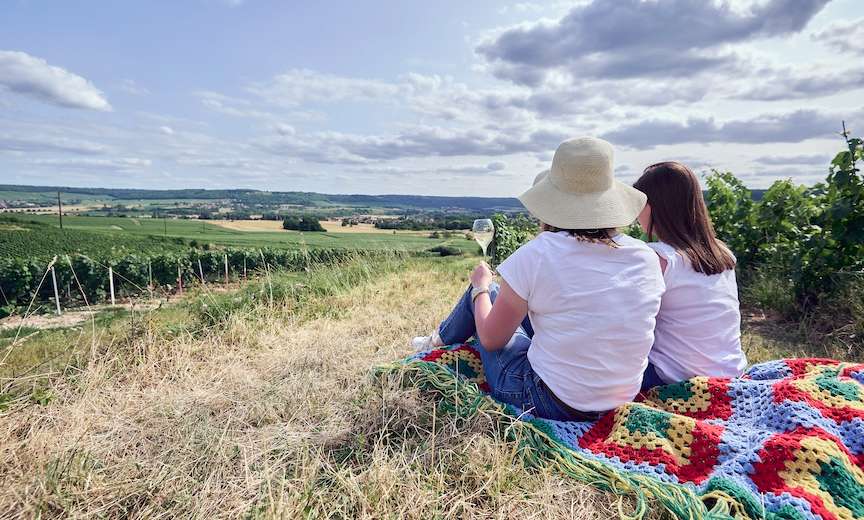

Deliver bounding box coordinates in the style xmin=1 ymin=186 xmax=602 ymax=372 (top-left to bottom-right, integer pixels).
xmin=374 ymin=358 xmax=768 ymax=520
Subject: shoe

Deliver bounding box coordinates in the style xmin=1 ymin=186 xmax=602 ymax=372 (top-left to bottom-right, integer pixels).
xmin=410 ymin=330 xmax=443 ymax=351
xmin=410 ymin=336 xmax=433 ymax=351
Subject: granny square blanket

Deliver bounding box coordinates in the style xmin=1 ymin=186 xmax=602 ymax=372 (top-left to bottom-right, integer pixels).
xmin=395 ymin=343 xmax=864 ymax=520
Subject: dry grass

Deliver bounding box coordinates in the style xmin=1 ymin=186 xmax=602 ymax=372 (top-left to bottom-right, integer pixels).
xmin=0 ymin=259 xmax=639 ymax=519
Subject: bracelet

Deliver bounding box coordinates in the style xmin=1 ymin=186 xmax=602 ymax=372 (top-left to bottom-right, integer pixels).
xmin=471 ymin=286 xmax=490 ymax=302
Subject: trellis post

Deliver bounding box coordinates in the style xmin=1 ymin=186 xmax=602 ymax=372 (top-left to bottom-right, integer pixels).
xmin=108 ymin=266 xmax=116 ymax=306
xmin=198 ymin=259 xmax=205 ymax=284
xmin=50 ymin=265 xmax=61 ymax=315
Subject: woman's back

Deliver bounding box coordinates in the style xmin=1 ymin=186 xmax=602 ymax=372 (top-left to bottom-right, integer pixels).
xmin=648 ymin=242 xmax=746 ymax=382
xmin=497 ymin=231 xmax=664 ymax=411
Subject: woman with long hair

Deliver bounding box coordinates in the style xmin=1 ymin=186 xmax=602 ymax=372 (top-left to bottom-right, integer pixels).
xmin=412 ymin=137 xmax=664 ymax=420
xmin=633 ymin=161 xmax=746 ymax=390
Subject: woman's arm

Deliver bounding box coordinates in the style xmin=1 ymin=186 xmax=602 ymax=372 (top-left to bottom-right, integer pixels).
xmin=470 ymin=263 xmax=529 ymax=351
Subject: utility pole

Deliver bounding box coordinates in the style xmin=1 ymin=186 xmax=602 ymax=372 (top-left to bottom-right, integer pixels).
xmin=164 ymin=218 xmax=167 ymax=237
xmin=57 ymin=191 xmax=63 ymax=229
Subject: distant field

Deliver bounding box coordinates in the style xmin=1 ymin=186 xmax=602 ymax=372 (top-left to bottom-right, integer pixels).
xmin=0 ymin=190 xmax=114 ymax=204
xmin=1 ymin=197 xmax=226 ymax=214
xmin=5 ymin=214 xmax=477 ymax=254
xmin=211 ymin=218 xmax=448 ymax=236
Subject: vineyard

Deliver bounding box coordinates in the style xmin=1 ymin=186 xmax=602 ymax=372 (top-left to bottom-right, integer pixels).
xmin=0 ymin=218 xmax=187 ymax=260
xmin=0 ymin=206 xmax=482 ymax=316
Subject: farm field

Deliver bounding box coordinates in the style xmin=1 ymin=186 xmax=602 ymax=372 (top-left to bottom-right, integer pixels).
xmin=211 ymin=218 xmax=449 ymax=236
xmin=5 ymin=214 xmax=476 ymax=253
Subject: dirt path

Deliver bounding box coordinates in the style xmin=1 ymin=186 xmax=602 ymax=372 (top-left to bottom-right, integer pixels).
xmin=0 ymin=301 xmax=162 ymax=331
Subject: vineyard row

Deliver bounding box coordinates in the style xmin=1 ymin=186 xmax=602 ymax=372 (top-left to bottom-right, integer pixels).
xmin=0 ymin=247 xmax=405 ymax=313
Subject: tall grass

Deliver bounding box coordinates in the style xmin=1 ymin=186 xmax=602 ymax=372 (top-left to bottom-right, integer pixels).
xmin=1 ymin=257 xmax=645 ymax=518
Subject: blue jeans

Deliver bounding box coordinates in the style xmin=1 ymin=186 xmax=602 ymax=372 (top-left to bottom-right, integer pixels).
xmin=640 ymin=362 xmax=668 ymax=392
xmin=437 ymin=283 xmax=597 ymax=421
xmin=438 ymin=282 xmax=534 ymax=343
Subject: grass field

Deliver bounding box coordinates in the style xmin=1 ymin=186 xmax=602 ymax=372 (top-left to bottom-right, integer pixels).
xmin=0 ymin=253 xmax=856 ymax=518
xmin=6 ymin=214 xmax=478 ymax=253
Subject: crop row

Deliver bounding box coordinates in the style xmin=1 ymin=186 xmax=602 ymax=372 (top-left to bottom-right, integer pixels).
xmin=0 ymin=247 xmax=402 ymax=313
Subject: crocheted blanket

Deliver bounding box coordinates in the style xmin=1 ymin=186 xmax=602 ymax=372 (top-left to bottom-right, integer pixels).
xmin=381 ymin=343 xmax=864 ymax=520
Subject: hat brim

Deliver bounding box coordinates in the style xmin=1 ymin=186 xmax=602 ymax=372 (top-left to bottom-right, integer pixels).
xmin=518 ymin=176 xmax=646 ymax=229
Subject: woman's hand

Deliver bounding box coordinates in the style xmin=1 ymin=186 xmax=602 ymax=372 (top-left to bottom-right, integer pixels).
xmin=470 ymin=262 xmax=494 ymax=289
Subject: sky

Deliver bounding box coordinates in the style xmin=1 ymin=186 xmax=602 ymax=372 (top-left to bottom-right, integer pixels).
xmin=1 ymin=0 xmax=862 ymax=197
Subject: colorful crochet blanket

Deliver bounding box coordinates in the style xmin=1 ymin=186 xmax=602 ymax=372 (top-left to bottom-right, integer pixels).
xmin=383 ymin=343 xmax=864 ymax=520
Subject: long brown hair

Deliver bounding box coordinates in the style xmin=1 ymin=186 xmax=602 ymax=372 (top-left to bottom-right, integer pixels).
xmin=633 ymin=162 xmax=735 ymax=275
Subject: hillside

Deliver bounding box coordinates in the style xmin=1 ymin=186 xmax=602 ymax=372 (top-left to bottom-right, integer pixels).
xmin=1 ymin=254 xmax=851 ymax=518
xmin=0 ymin=184 xmax=769 ymax=212
xmin=0 ymin=184 xmax=527 ymax=212
xmin=0 ymin=218 xmax=188 ymax=261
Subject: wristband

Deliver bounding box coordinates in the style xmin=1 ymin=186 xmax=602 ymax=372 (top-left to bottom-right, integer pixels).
xmin=471 ymin=286 xmax=490 ymax=302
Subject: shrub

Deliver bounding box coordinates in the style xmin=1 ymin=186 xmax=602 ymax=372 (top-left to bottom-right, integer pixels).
xmin=282 ymin=216 xmax=326 ymax=232
xmin=489 ymin=214 xmax=538 ymax=266
xmin=427 ymin=245 xmax=462 ymax=257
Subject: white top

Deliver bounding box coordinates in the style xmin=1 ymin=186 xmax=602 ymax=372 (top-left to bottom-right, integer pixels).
xmin=647 ymin=241 xmax=747 ymax=382
xmin=496 ymin=231 xmax=664 ymax=412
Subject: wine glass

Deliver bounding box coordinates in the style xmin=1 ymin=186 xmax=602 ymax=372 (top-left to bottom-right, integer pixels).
xmin=472 ymin=218 xmax=494 ymax=261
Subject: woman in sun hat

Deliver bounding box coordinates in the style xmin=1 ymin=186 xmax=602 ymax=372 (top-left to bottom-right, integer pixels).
xmin=412 ymin=137 xmax=664 ymax=420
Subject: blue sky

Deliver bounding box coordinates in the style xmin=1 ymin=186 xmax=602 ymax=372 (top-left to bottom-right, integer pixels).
xmin=1 ymin=0 xmax=862 ymax=196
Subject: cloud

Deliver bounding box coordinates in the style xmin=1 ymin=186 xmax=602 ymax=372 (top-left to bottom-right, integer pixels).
xmin=247 ymin=69 xmax=402 ymax=107
xmin=176 ymin=157 xmax=274 ymax=171
xmin=477 ymin=0 xmax=830 ymax=85
xmin=739 ymin=66 xmax=864 ymax=100
xmin=197 ymin=90 xmax=276 ymax=119
xmin=197 ymin=90 xmax=325 ymax=122
xmin=330 ymin=126 xmax=566 ymax=160
xmin=30 ymin=157 xmax=151 ymax=171
xmin=159 ymin=126 xmax=175 ymax=135
xmin=0 ymin=134 xmax=108 ymax=154
xmin=256 ymin=124 xmax=569 ymax=163
xmin=602 ymin=109 xmax=850 ymax=149
xmin=118 ymin=78 xmax=149 ymax=96
xmin=812 ymin=17 xmax=864 ymax=55
xmin=0 ymin=50 xmax=111 ymax=110
xmin=753 ymin=154 xmax=831 ymax=166
xmin=354 ymin=162 xmax=511 ymax=178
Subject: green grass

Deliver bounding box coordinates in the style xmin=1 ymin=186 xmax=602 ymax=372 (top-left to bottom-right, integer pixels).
xmin=8 ymin=214 xmax=477 ymax=253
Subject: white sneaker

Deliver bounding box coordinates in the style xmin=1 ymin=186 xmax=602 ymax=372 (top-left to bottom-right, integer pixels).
xmin=410 ymin=336 xmax=434 ymax=351
xmin=410 ymin=330 xmax=443 ymax=351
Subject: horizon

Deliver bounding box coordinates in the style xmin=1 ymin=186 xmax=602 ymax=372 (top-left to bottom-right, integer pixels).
xmin=0 ymin=182 xmax=772 ymax=202
xmin=2 ymin=0 xmax=863 ymax=197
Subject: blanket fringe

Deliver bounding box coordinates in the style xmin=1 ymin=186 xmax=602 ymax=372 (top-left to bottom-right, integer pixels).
xmin=374 ymin=359 xmax=759 ymax=520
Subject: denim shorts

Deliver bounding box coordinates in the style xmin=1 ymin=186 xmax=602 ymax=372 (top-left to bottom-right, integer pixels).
xmin=475 ymin=332 xmax=599 ymax=422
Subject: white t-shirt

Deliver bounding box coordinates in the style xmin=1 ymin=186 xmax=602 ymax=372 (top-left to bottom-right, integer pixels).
xmin=647 ymin=242 xmax=746 ymax=382
xmin=496 ymin=231 xmax=664 ymax=412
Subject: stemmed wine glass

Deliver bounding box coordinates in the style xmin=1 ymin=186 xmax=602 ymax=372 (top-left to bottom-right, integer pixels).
xmin=472 ymin=218 xmax=494 ymax=262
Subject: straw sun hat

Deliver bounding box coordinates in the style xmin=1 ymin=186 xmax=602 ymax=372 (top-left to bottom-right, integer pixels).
xmin=519 ymin=137 xmax=646 ymax=229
